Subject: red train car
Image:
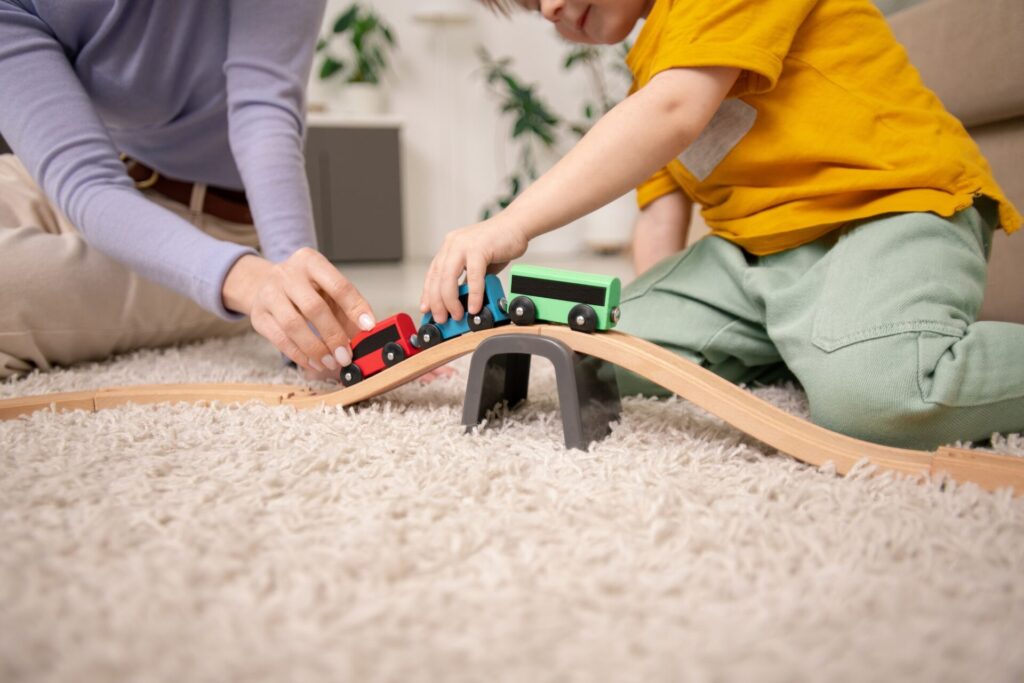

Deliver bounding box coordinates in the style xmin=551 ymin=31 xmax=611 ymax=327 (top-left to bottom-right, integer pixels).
xmin=340 ymin=313 xmax=420 ymax=387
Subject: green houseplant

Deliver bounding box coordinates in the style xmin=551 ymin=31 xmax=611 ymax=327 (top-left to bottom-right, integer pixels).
xmin=477 ymin=43 xmax=635 ymax=251
xmin=562 ymin=42 xmax=637 ymax=252
xmin=314 ymin=4 xmax=397 ymax=114
xmin=477 ymin=47 xmax=562 ymax=220
xmin=562 ymin=42 xmax=632 ymax=138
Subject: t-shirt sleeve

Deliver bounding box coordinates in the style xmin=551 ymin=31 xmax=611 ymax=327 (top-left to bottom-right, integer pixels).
xmin=650 ymin=0 xmax=820 ymax=97
xmin=636 ymin=167 xmax=682 ymax=210
xmin=0 ymin=4 xmax=256 ymax=320
xmin=224 ymin=0 xmax=326 ymax=265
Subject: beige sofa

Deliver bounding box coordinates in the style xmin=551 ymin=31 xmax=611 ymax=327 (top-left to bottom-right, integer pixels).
xmin=888 ymin=0 xmax=1024 ymax=322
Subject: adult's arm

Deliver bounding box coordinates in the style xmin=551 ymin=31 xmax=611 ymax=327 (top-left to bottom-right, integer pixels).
xmin=0 ymin=4 xmax=256 ymax=319
xmin=217 ymin=0 xmax=382 ymax=375
xmin=223 ymin=0 xmax=325 ymax=265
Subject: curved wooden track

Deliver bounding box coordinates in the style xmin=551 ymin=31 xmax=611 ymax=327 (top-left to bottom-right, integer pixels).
xmin=2 ymin=325 xmax=1022 ymax=494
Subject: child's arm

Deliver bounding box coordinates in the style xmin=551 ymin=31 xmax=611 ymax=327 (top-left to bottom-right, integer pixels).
xmin=420 ymin=65 xmax=740 ymax=324
xmin=632 ymin=191 xmax=692 ymax=275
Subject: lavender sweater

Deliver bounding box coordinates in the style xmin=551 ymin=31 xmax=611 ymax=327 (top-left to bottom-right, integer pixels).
xmin=0 ymin=0 xmax=325 ymax=318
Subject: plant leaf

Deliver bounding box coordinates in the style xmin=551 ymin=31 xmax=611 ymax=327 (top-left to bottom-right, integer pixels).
xmin=333 ymin=6 xmax=359 ymax=34
xmin=320 ymin=57 xmax=344 ymax=80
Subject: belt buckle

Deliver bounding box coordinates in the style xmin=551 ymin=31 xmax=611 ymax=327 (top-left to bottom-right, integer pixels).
xmin=134 ymin=167 xmax=160 ymax=190
xmin=121 ymin=154 xmax=160 ymax=190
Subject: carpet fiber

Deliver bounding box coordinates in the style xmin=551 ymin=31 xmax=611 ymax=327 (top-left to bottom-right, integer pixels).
xmin=2 ymin=332 xmax=1023 ymax=682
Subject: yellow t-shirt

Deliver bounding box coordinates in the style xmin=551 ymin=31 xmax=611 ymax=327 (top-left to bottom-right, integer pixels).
xmin=629 ymin=0 xmax=1021 ymax=255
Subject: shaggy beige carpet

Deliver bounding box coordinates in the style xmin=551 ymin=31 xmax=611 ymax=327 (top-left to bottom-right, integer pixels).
xmin=2 ymin=332 xmax=1023 ymax=683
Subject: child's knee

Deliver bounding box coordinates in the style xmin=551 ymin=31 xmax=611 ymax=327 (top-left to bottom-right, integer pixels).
xmin=614 ymin=364 xmax=674 ymax=398
xmin=801 ymin=340 xmax=950 ymax=450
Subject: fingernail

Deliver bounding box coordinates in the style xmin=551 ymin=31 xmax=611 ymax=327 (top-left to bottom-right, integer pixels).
xmin=310 ymin=358 xmax=324 ymax=372
xmin=335 ymin=347 xmax=352 ymax=366
xmin=358 ymin=313 xmax=375 ymax=331
xmin=321 ymin=354 xmax=338 ymax=370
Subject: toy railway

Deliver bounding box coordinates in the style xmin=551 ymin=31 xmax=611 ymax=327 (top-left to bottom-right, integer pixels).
xmin=2 ymin=323 xmax=1022 ymax=494
xmin=1 ymin=264 xmax=1022 ymax=495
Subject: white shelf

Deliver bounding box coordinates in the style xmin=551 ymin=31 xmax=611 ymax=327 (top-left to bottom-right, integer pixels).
xmin=412 ymin=9 xmax=473 ymax=24
xmin=306 ymin=111 xmax=403 ymax=128
xmin=412 ymin=0 xmax=473 ymax=24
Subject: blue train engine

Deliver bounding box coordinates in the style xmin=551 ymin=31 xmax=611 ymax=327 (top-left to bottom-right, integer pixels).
xmin=415 ymin=274 xmax=510 ymax=349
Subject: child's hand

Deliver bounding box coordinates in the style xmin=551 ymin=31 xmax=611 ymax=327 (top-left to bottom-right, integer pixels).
xmin=419 ymin=216 xmax=529 ymax=324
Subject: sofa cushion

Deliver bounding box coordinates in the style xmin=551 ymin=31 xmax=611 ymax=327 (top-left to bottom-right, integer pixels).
xmin=971 ymin=118 xmax=1024 ymax=208
xmin=874 ymin=0 xmax=926 ymax=15
xmin=972 ymin=119 xmax=1024 ymax=322
xmin=888 ymin=0 xmax=1024 ymax=128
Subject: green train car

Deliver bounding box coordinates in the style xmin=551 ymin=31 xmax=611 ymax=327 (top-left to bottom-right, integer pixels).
xmin=503 ymin=264 xmax=621 ymax=333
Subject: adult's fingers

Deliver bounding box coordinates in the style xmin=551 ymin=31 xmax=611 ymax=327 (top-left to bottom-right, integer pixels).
xmin=308 ymin=254 xmax=376 ymax=334
xmin=251 ymin=310 xmax=307 ymax=370
xmin=265 ymin=287 xmax=334 ymax=372
xmin=281 ymin=275 xmax=350 ymax=371
xmin=328 ymin=298 xmax=362 ymax=341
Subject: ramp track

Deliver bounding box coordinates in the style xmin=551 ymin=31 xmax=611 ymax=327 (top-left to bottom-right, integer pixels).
xmin=2 ymin=325 xmax=1020 ymax=494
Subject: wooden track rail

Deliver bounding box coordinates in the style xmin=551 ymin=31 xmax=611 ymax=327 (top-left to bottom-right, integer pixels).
xmin=2 ymin=325 xmax=1022 ymax=494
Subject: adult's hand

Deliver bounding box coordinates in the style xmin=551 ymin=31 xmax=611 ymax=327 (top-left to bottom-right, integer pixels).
xmin=222 ymin=248 xmax=376 ymax=375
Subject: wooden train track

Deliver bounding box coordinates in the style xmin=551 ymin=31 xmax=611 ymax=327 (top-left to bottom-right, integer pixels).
xmin=2 ymin=325 xmax=1022 ymax=494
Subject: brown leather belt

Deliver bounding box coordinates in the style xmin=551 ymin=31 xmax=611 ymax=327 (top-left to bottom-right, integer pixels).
xmin=124 ymin=158 xmax=253 ymax=225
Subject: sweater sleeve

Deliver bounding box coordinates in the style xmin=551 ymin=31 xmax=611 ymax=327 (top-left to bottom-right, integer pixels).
xmin=224 ymin=0 xmax=325 ymax=265
xmin=0 ymin=3 xmax=257 ymax=319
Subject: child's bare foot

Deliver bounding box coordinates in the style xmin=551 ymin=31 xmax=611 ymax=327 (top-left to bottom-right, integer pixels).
xmin=418 ymin=365 xmax=457 ymax=384
xmin=302 ymin=365 xmax=340 ymax=383
xmin=297 ymin=362 xmax=455 ymax=385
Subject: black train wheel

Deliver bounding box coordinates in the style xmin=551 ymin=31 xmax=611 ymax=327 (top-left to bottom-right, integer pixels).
xmin=382 ymin=342 xmax=405 ymax=367
xmin=468 ymin=306 xmax=494 ymax=332
xmin=568 ymin=304 xmax=598 ymax=333
xmin=340 ymin=364 xmax=363 ymax=387
xmin=417 ymin=323 xmax=442 ymax=349
xmin=508 ymin=296 xmax=537 ymax=326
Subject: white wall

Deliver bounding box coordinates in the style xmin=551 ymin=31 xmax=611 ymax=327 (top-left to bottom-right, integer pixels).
xmin=312 ymin=0 xmax=633 ymax=259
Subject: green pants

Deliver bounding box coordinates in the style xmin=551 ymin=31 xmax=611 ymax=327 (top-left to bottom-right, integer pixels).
xmin=615 ymin=201 xmax=1024 ymax=449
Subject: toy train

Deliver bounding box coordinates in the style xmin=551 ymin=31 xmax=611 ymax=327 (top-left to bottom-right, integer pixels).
xmin=340 ymin=312 xmax=421 ymax=387
xmin=416 ymin=274 xmax=510 ymax=349
xmin=505 ymin=264 xmax=621 ymax=333
xmin=339 ymin=265 xmax=622 ymax=386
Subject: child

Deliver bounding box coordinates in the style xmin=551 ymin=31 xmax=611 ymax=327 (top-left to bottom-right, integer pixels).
xmin=419 ymin=0 xmax=1024 ymax=450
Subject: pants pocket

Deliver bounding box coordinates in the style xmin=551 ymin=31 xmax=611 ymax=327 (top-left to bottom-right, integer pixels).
xmin=810 ymin=212 xmax=984 ymax=354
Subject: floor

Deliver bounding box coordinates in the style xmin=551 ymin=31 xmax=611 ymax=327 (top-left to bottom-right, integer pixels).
xmin=3 ymin=309 xmax=1023 ymax=682
xmin=4 ymin=252 xmax=1024 ymax=682
xmin=335 ymin=253 xmax=636 ymax=321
